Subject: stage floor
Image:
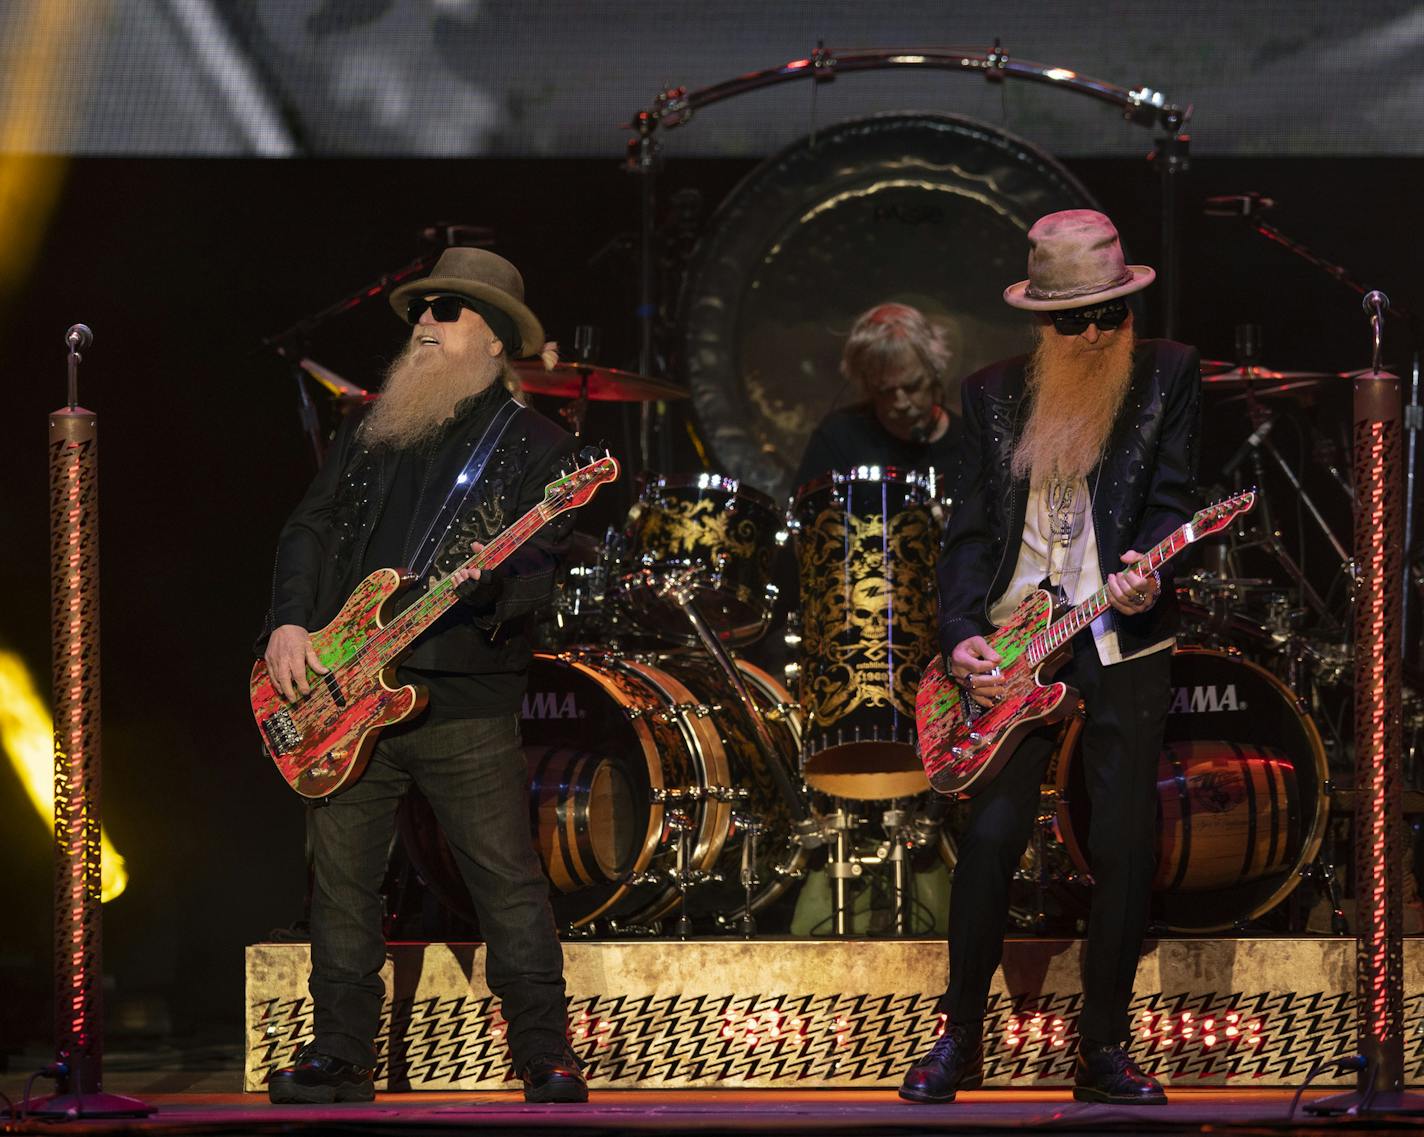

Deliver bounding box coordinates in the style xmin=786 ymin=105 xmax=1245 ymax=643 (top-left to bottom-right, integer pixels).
xmin=4 ymin=1089 xmax=1406 ymax=1135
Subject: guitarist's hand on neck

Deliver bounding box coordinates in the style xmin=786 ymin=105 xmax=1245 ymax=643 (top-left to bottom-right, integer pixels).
xmin=265 ymin=624 xmax=330 ymax=703
xmin=950 ymin=635 xmax=1005 ymax=708
xmin=1106 ymin=550 xmax=1161 ymax=616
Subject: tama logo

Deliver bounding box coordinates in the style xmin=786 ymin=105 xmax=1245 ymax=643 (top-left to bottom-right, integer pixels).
xmin=521 ymin=691 xmax=581 ymax=719
xmin=1168 ymin=684 xmax=1247 ymax=713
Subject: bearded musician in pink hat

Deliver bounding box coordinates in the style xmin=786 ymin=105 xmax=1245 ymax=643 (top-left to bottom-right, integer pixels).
xmin=899 ymin=210 xmax=1202 ymax=1107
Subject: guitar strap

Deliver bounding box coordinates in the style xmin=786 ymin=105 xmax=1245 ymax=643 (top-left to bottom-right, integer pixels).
xmin=404 ymin=396 xmax=526 ymax=584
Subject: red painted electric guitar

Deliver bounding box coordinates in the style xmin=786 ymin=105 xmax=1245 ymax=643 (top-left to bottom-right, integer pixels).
xmin=917 ymin=490 xmax=1256 ymax=797
xmin=251 ymin=456 xmax=620 ymax=798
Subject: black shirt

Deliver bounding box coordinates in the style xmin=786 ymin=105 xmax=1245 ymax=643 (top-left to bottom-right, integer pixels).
xmin=361 ymin=441 xmax=510 ymax=719
xmin=792 ymin=402 xmax=966 ymax=504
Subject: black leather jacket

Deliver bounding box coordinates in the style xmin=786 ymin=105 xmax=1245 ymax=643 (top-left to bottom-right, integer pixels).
xmin=259 ymin=383 xmax=577 ymax=675
xmin=936 ymin=338 xmax=1201 ymax=660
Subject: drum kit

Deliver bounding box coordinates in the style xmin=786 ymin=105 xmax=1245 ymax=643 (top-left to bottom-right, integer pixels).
xmin=387 ymin=340 xmax=1418 ymax=942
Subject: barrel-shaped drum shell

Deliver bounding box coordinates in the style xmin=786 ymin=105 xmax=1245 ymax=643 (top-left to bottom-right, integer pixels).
xmin=791 ymin=469 xmax=943 ymax=799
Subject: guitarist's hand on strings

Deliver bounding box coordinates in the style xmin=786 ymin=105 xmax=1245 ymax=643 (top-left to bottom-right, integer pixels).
xmin=1106 ymin=550 xmax=1161 ymax=617
xmin=950 ymin=636 xmax=1004 ymax=708
xmin=449 ymin=541 xmax=485 ymax=588
xmin=266 ymin=624 xmax=329 ymax=703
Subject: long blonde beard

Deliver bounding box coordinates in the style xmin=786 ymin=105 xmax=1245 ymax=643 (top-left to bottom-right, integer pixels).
xmin=362 ymin=341 xmax=499 ymax=451
xmin=1010 ymin=325 xmax=1136 ymax=481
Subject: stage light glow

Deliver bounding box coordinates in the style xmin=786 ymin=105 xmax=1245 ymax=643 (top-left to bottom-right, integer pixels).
xmin=0 ymin=650 xmax=127 ymax=901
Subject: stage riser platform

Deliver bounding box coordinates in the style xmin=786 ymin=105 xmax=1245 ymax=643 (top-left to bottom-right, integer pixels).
xmin=245 ymin=939 xmax=1424 ymax=1090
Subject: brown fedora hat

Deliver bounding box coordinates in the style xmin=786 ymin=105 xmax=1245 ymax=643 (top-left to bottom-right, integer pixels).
xmin=1004 ymin=210 xmax=1155 ymax=311
xmin=389 ymin=247 xmax=545 ymax=358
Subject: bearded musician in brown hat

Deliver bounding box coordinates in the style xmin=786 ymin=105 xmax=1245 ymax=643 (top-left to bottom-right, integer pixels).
xmin=258 ymin=248 xmax=587 ymax=1105
xmin=899 ymin=211 xmax=1201 ymax=1106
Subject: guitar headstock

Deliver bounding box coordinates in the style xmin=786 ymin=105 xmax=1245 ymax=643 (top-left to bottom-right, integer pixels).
xmin=542 ymin=453 xmax=620 ymax=514
xmin=1187 ymin=489 xmax=1257 ymax=542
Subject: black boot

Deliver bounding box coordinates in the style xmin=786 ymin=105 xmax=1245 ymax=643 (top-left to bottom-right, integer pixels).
xmin=898 ymin=1023 xmax=985 ymax=1104
xmin=1073 ymin=1041 xmax=1166 ymax=1104
xmin=267 ymin=1047 xmax=375 ymax=1104
xmin=520 ymin=1051 xmax=588 ymax=1104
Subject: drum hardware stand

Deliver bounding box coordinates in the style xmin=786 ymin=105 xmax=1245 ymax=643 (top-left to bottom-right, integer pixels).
xmin=824 ymin=805 xmax=864 ymax=937
xmin=1232 ymin=448 xmax=1342 ymax=631
xmin=731 ymin=800 xmax=765 ymax=939
xmin=557 ymin=325 xmax=601 ymax=438
xmin=1150 ymin=131 xmax=1190 ymax=339
xmin=1301 ymin=857 xmax=1350 ymax=936
xmin=654 ymin=567 xmax=809 ymax=820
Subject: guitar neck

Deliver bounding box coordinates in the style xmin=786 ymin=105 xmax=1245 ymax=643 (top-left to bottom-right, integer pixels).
xmin=1033 ymin=525 xmax=1189 ymax=659
xmin=376 ymin=502 xmax=554 ymax=659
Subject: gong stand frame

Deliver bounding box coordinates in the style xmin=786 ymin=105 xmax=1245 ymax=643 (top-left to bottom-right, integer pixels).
xmin=625 ymin=40 xmax=1194 ymax=409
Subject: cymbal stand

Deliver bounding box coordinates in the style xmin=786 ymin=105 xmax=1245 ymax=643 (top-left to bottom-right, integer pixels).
xmin=1235 ymin=445 xmax=1342 ymax=630
xmin=556 ymin=325 xmax=599 ymax=438
xmin=655 ymin=567 xmax=809 ymax=821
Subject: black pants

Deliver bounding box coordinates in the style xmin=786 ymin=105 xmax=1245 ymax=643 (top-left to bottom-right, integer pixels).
xmin=938 ymin=638 xmax=1172 ymax=1043
xmin=306 ymin=713 xmax=569 ymax=1070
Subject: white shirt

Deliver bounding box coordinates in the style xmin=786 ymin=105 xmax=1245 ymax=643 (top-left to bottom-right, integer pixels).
xmin=988 ymin=475 xmax=1173 ymax=666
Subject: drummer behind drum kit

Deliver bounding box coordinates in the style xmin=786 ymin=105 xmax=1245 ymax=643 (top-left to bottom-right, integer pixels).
xmin=397 ymin=339 xmax=1424 ymax=942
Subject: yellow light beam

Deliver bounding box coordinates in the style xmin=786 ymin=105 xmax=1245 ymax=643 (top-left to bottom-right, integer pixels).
xmin=0 ymin=650 xmax=128 ymax=902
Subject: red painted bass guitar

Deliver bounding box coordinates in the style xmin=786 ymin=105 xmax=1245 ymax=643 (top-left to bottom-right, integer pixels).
xmin=917 ymin=490 xmax=1256 ymax=797
xmin=252 ymin=455 xmax=619 ymax=798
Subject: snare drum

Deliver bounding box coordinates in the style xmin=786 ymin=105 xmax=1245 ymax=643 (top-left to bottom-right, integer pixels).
xmin=619 ymin=472 xmax=781 ymax=646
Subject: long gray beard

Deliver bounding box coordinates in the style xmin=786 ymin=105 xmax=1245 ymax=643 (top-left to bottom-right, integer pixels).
xmin=362 ymin=343 xmax=486 ymax=451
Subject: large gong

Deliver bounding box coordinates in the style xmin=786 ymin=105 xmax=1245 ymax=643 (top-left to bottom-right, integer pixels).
xmin=681 ymin=112 xmax=1100 ymax=500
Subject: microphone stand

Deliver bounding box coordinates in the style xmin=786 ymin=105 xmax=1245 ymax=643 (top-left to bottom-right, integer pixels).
xmin=1221 ymin=202 xmax=1423 ymax=648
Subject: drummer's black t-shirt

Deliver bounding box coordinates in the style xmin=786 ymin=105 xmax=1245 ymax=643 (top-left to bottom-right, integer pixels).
xmin=792 ymin=402 xmax=966 ymax=504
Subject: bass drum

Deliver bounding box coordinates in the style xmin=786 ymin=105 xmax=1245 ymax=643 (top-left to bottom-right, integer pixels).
xmin=680 ymin=112 xmax=1101 ymax=502
xmin=1054 ymin=649 xmax=1329 ymax=932
xmin=398 ymin=650 xmax=805 ymax=931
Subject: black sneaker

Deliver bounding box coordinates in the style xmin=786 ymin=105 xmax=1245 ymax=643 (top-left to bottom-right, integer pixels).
xmin=520 ymin=1053 xmax=588 ymax=1103
xmin=1073 ymin=1042 xmax=1166 ymax=1105
xmin=267 ymin=1047 xmax=375 ymax=1104
xmin=897 ymin=1023 xmax=985 ymax=1104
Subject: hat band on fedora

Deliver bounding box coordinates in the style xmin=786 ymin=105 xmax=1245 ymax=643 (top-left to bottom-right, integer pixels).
xmin=1024 ymin=267 xmax=1135 ymax=302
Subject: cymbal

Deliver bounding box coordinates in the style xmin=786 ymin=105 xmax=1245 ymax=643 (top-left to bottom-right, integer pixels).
xmin=515 ymin=361 xmax=689 ymax=402
xmin=1201 ymin=364 xmax=1336 ymax=390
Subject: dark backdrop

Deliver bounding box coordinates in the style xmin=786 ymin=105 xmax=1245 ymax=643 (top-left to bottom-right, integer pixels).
xmin=0 ymin=153 xmax=1419 ymax=1054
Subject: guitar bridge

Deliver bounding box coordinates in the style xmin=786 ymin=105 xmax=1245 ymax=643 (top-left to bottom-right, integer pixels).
xmin=261 ymin=708 xmax=303 ymax=756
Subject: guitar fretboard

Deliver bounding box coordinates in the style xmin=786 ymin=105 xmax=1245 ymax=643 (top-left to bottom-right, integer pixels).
xmin=1028 ymin=527 xmax=1189 ymax=663
xmin=373 ymin=501 xmax=557 ymax=659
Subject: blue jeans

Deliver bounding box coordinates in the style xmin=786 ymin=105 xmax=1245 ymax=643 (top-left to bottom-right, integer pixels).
xmin=306 ymin=713 xmax=569 ymax=1070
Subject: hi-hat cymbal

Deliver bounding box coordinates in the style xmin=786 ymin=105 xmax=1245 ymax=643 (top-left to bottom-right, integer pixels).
xmin=515 ymin=361 xmax=688 ymax=402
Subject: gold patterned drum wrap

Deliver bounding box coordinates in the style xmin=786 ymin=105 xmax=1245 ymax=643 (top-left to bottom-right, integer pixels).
xmin=790 ymin=467 xmax=946 ymax=800
xmin=620 ymin=472 xmax=781 ymax=645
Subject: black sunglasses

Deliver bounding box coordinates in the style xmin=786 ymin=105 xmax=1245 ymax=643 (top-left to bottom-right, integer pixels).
xmin=1050 ymin=298 xmax=1130 ymax=335
xmin=406 ymin=295 xmax=470 ymax=325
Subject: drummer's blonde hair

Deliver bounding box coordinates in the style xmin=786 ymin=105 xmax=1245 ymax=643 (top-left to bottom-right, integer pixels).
xmin=840 ymin=303 xmax=952 ymax=397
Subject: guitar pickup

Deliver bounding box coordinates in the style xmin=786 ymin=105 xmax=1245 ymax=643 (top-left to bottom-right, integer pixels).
xmin=322 ymin=672 xmax=347 ymax=707
xmin=261 ymin=709 xmax=303 ymax=756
